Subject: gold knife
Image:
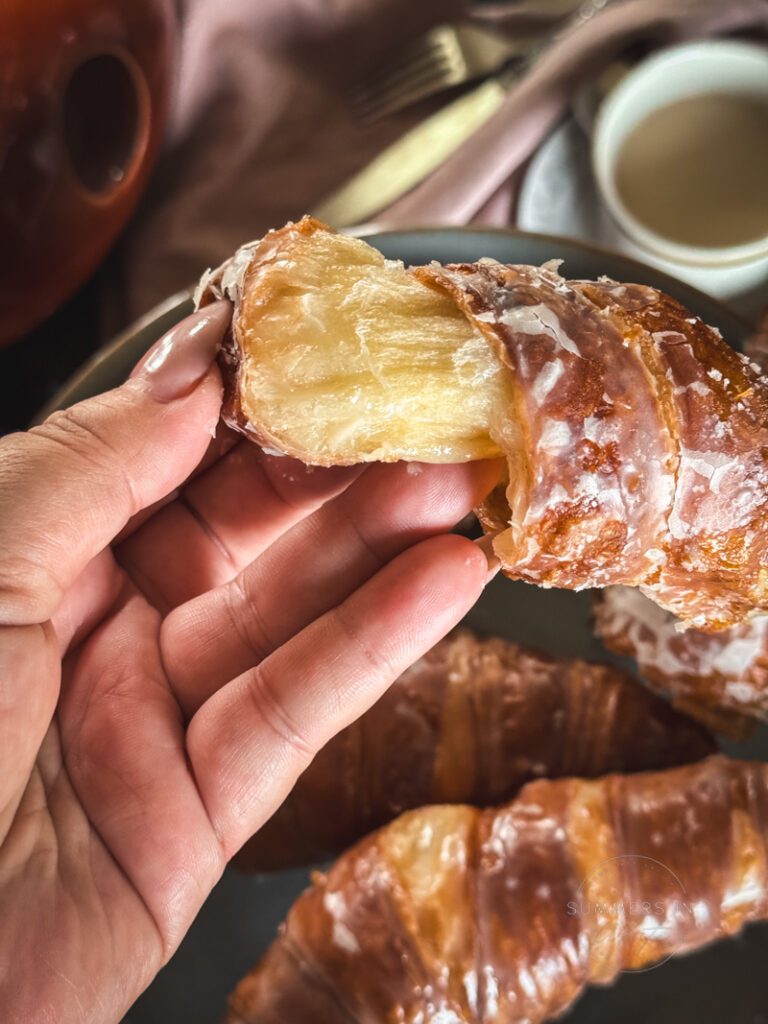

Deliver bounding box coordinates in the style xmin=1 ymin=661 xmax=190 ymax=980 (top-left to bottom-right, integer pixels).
xmin=312 ymin=74 xmax=511 ymax=230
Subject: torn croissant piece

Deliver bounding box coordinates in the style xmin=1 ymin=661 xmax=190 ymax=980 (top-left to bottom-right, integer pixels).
xmin=196 ymin=217 xmax=768 ymax=630
xmin=235 ymin=629 xmax=714 ymax=871
xmin=226 ymin=756 xmax=768 ymax=1024
xmin=595 ymin=585 xmax=768 ymax=736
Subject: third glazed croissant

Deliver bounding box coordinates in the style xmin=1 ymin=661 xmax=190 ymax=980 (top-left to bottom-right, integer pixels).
xmin=197 ymin=218 xmax=768 ymax=631
xmin=595 ymin=585 xmax=768 ymax=735
xmin=226 ymin=756 xmax=768 ymax=1024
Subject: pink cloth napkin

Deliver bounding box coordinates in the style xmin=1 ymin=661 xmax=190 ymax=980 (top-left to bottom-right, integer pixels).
xmin=107 ymin=0 xmax=768 ymax=328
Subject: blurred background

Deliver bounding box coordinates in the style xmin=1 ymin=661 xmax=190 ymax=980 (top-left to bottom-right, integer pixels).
xmin=1 ymin=0 xmax=766 ymax=433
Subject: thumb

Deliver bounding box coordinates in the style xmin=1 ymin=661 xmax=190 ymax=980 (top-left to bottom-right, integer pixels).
xmin=0 ymin=301 xmax=231 ymax=627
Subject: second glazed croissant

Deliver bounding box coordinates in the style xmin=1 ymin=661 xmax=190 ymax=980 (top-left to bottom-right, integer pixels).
xmin=197 ymin=218 xmax=768 ymax=631
xmin=236 ymin=629 xmax=713 ymax=870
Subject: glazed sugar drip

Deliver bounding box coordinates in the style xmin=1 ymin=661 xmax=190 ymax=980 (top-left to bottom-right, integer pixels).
xmin=416 ymin=260 xmax=674 ymax=591
xmin=416 ymin=258 xmax=768 ymax=630
xmin=595 ymin=585 xmax=768 ymax=723
xmin=227 ymin=758 xmax=768 ymax=1024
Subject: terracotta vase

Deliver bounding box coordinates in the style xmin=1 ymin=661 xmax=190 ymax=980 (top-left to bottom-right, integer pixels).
xmin=0 ymin=0 xmax=177 ymax=346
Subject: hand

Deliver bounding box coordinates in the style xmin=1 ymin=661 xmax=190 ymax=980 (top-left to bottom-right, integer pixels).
xmin=0 ymin=303 xmax=499 ymax=1024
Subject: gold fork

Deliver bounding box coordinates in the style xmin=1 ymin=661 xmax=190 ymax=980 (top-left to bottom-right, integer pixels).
xmin=351 ymin=20 xmax=540 ymax=122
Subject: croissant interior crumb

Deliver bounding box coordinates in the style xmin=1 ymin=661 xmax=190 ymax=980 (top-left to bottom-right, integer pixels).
xmin=236 ymin=227 xmax=514 ymax=463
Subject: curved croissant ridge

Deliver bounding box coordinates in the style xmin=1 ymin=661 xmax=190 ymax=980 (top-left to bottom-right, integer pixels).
xmin=595 ymin=585 xmax=768 ymax=733
xmin=236 ymin=629 xmax=714 ymax=871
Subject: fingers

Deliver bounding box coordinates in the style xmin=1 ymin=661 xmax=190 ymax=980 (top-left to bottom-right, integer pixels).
xmin=116 ymin=443 xmax=363 ymax=612
xmin=0 ymin=303 xmax=230 ymax=627
xmin=162 ymin=458 xmax=501 ymax=717
xmin=112 ymin=420 xmax=242 ymax=545
xmin=186 ymin=533 xmax=489 ymax=856
xmin=183 ymin=444 xmax=363 ymax=570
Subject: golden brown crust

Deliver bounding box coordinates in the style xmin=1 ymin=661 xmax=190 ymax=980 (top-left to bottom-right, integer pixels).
xmin=744 ymin=305 xmax=768 ymax=375
xmin=594 ymin=586 xmax=768 ymax=736
xmin=197 ymin=218 xmax=768 ymax=629
xmin=416 ymin=260 xmax=768 ymax=631
xmin=195 ymin=260 xmax=249 ymax=444
xmin=587 ymin=283 xmax=768 ymax=630
xmin=226 ymin=757 xmax=768 ymax=1024
xmin=235 ymin=629 xmax=714 ymax=871
xmin=414 ymin=262 xmax=675 ymax=593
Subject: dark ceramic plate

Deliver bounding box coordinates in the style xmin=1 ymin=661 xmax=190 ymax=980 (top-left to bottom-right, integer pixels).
xmin=44 ymin=229 xmax=765 ymax=1024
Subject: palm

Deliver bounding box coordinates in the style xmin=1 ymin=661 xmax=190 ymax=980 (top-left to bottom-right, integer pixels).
xmin=0 ymin=394 xmax=497 ymax=1024
xmin=3 ymin=567 xmax=221 ymax=1021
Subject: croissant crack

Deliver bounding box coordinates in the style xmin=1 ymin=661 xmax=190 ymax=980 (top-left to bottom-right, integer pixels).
xmin=196 ymin=217 xmax=768 ymax=631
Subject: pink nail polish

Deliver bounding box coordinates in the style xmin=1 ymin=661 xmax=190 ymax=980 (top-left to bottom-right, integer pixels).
xmin=133 ymin=300 xmax=232 ymax=403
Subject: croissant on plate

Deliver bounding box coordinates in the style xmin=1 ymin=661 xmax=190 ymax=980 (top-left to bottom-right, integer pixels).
xmin=594 ymin=585 xmax=768 ymax=736
xmin=226 ymin=756 xmax=768 ymax=1024
xmin=236 ymin=629 xmax=714 ymax=871
xmin=196 ymin=217 xmax=768 ymax=632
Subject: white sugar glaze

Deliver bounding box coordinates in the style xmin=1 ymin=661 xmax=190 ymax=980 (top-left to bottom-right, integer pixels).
xmin=598 ymin=585 xmax=768 ymax=688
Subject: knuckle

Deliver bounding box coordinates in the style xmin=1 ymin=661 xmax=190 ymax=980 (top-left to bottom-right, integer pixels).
xmin=0 ymin=553 xmax=65 ymax=623
xmin=0 ymin=404 xmax=138 ymax=623
xmin=247 ymin=665 xmax=316 ymax=763
xmin=42 ymin=401 xmax=114 ymax=456
xmin=0 ymin=434 xmax=67 ymax=618
xmin=332 ymin=601 xmax=397 ymax=682
xmin=226 ymin=574 xmax=272 ymax=663
xmin=336 ymin=505 xmax=388 ymax=572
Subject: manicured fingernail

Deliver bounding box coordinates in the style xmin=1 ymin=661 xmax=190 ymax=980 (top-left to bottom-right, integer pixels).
xmin=473 ymin=533 xmax=502 ymax=583
xmin=133 ymin=301 xmax=232 ymax=403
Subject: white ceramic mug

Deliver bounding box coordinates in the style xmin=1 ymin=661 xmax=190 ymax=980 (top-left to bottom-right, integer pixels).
xmin=592 ymin=39 xmax=768 ymax=274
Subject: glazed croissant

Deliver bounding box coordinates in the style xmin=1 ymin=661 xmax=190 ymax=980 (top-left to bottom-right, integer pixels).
xmin=236 ymin=629 xmax=714 ymax=871
xmin=197 ymin=217 xmax=768 ymax=631
xmin=226 ymin=756 xmax=768 ymax=1024
xmin=595 ymin=585 xmax=768 ymax=736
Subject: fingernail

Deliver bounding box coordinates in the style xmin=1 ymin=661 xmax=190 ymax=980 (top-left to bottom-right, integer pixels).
xmin=473 ymin=533 xmax=502 ymax=584
xmin=133 ymin=300 xmax=232 ymax=403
